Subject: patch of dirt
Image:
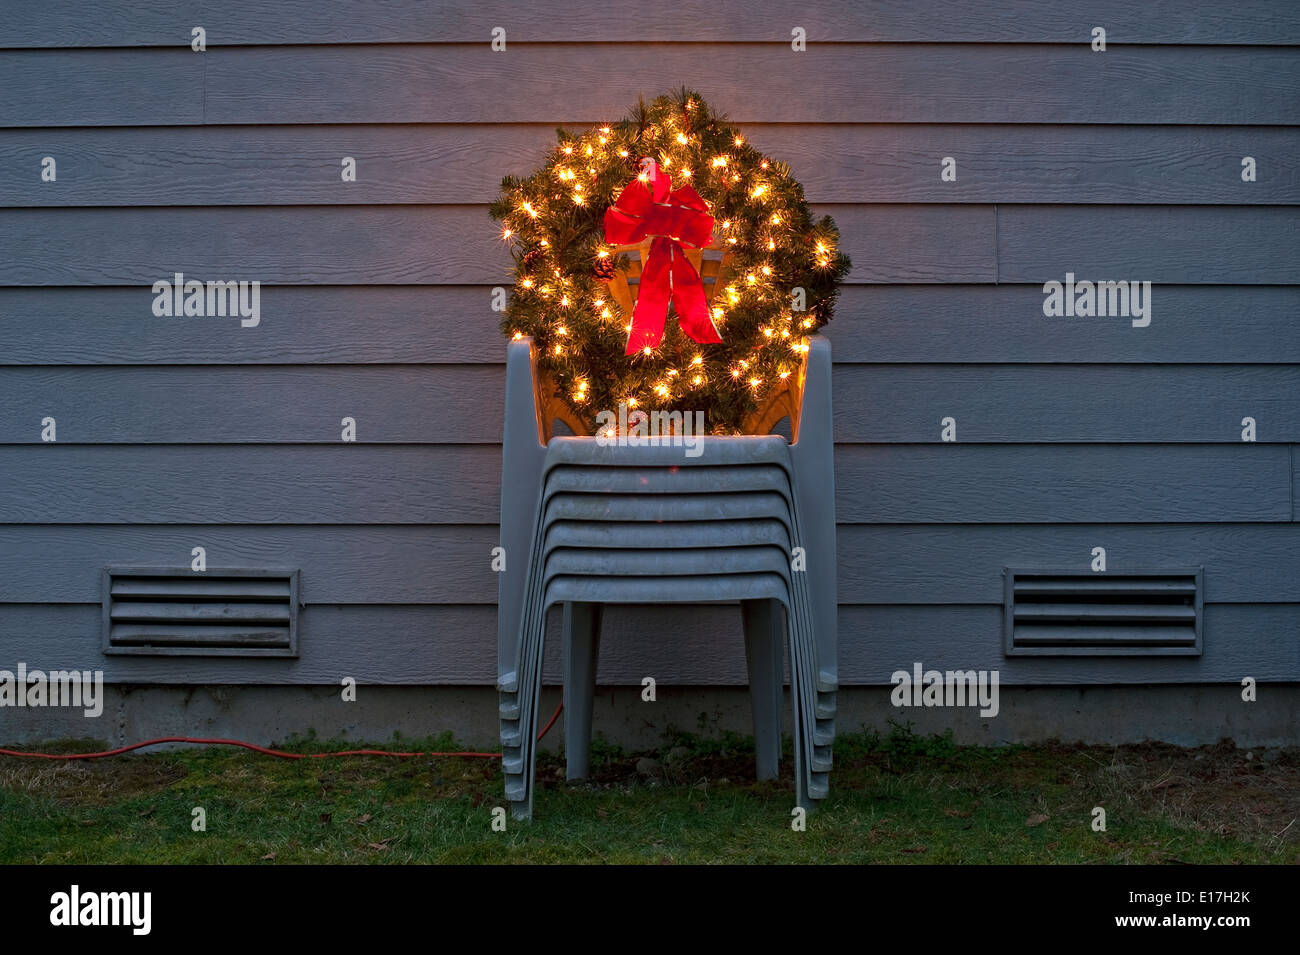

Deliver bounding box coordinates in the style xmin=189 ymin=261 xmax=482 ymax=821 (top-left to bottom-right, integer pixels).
xmin=1100 ymin=740 xmax=1299 ymax=849
xmin=0 ymin=755 xmax=189 ymax=807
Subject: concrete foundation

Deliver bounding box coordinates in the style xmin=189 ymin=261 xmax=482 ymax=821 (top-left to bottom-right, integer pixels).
xmin=2 ymin=683 xmax=1297 ymax=751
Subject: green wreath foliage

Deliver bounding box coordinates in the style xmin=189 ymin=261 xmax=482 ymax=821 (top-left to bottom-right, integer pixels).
xmin=489 ymin=88 xmax=850 ymax=434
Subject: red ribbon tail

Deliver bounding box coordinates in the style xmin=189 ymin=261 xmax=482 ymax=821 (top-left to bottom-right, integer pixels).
xmin=670 ymin=251 xmax=722 ymax=345
xmin=626 ymin=236 xmax=673 ymax=355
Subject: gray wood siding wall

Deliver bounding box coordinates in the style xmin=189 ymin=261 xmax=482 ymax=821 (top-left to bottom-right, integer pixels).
xmin=1 ymin=2 xmax=1298 ymax=686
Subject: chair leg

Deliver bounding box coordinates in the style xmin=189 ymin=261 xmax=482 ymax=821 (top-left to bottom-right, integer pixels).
xmin=742 ymin=597 xmax=783 ymax=781
xmin=562 ymin=601 xmax=603 ymax=781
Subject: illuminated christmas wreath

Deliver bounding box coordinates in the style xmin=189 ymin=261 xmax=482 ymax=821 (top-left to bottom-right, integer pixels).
xmin=490 ymin=88 xmax=850 ymax=434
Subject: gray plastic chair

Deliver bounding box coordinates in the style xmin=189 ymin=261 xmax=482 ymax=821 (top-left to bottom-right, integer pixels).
xmin=497 ymin=335 xmax=838 ymax=819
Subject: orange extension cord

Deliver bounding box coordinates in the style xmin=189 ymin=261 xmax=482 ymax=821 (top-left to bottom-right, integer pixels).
xmin=0 ymin=702 xmax=563 ymax=761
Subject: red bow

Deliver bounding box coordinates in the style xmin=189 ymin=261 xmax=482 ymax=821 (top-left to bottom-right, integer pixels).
xmin=603 ymin=161 xmax=721 ymax=355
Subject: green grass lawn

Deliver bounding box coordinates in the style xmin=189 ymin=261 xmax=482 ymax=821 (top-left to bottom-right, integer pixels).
xmin=1 ymin=724 xmax=1296 ymax=864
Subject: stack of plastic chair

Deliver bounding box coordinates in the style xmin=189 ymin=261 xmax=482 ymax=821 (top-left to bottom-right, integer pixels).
xmin=497 ymin=335 xmax=838 ymax=820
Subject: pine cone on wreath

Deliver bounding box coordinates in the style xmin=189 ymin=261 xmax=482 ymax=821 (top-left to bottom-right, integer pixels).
xmin=520 ymin=248 xmax=546 ymax=272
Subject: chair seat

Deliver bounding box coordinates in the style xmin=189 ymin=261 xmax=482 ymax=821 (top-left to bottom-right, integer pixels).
xmin=544 ymin=572 xmax=797 ymax=606
xmin=542 ymin=518 xmax=793 ymax=551
xmin=543 ymin=545 xmax=794 ymax=580
xmin=542 ymin=490 xmax=796 ymax=527
xmin=543 ymin=464 xmax=795 ymax=496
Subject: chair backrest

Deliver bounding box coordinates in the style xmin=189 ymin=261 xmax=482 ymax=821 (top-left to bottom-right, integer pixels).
xmin=530 ymin=341 xmax=812 ymax=442
xmin=602 ymin=238 xmax=736 ymax=319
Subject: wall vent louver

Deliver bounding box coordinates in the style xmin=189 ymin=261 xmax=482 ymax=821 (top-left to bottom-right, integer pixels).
xmin=1004 ymin=568 xmax=1202 ymax=656
xmin=102 ymin=567 xmax=300 ymax=657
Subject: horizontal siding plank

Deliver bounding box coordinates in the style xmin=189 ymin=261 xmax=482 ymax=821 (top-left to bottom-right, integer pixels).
xmin=1292 ymin=460 xmax=1300 ymax=520
xmin=840 ymin=524 xmax=1300 ymax=605
xmin=199 ymin=45 xmax=1300 ymax=126
xmin=0 ymin=366 xmax=502 ymax=443
xmin=7 ymin=205 xmax=1296 ymax=287
xmin=8 ymin=205 xmax=1294 ymax=287
xmin=0 ymin=286 xmax=503 ymax=365
xmin=4 ymin=365 xmax=1298 ymax=444
xmin=837 ymin=603 xmax=1299 ymax=684
xmin=4 ymin=365 xmax=1296 ymax=444
xmin=0 ymin=444 xmax=1284 ymax=524
xmin=5 ymin=125 xmax=1299 ymax=206
xmin=0 ymin=206 xmax=506 ymax=285
xmin=0 ymin=446 xmax=504 ymax=523
xmin=835 ymin=444 xmax=1292 ymax=523
xmin=5 ymin=46 xmax=1297 ymax=127
xmin=998 ymin=205 xmax=1300 ymax=283
xmin=823 ymin=285 xmax=1300 ymax=363
xmin=0 ymin=49 xmax=203 ymax=126
xmin=0 ymin=205 xmax=993 ymax=285
xmin=4 ymin=285 xmax=1298 ymax=366
xmin=4 ymin=1 xmax=1297 ymax=47
xmin=0 ymin=525 xmax=500 ymax=605
xmin=0 ymin=603 xmax=509 ymax=685
xmin=0 ymin=125 xmax=562 ymax=207
xmin=2 ymin=602 xmax=1294 ymax=686
xmin=4 ymin=523 xmax=1300 ymax=605
xmin=833 ymin=365 xmax=1300 ymax=442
